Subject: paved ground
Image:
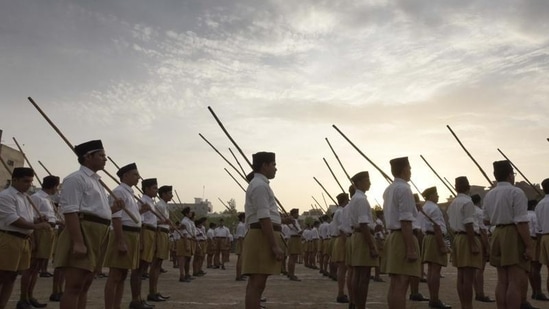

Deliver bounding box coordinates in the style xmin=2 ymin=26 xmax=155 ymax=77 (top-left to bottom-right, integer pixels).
xmin=6 ymin=255 xmax=549 ymax=308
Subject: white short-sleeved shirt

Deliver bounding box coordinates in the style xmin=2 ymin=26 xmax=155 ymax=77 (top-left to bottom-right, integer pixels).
xmin=319 ymin=221 xmax=329 ymax=239
xmin=140 ymin=195 xmax=157 ymax=227
xmin=31 ymin=190 xmax=56 ymax=223
xmin=59 ymin=166 xmax=111 ymax=220
xmin=374 ymin=218 xmax=385 ymax=239
xmin=155 ymin=199 xmax=170 ymax=229
xmin=447 ymin=193 xmax=477 ymax=233
xmin=244 ymin=173 xmax=280 ymax=226
xmin=527 ymin=210 xmax=537 ymax=237
xmin=483 ymin=182 xmax=528 ymax=225
xmin=287 ymin=219 xmax=301 ymax=236
xmin=310 ymin=227 xmax=319 ymax=239
xmin=180 ymin=216 xmax=195 ymax=238
xmin=0 ymin=186 xmax=36 ymax=235
xmin=348 ymin=189 xmax=375 ymax=230
xmin=110 ymin=183 xmax=141 ymax=227
xmin=214 ymin=226 xmax=230 ymax=238
xmin=303 ymin=229 xmax=311 ymax=241
xmin=340 ymin=205 xmax=353 ymax=234
xmin=207 ymin=228 xmax=215 ymax=240
xmin=474 ymin=206 xmax=488 ymax=231
xmin=535 ymin=196 xmax=549 ymax=234
xmin=383 ymin=178 xmax=417 ymax=229
xmin=235 ymin=222 xmax=247 ymax=239
xmin=422 ymin=201 xmax=447 ymax=234
xmin=281 ymin=224 xmax=290 ymax=239
xmin=196 ymin=225 xmax=207 ymax=241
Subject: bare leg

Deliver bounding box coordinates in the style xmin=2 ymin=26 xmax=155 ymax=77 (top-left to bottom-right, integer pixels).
xmin=245 ymin=274 xmax=268 ymax=309
xmin=387 ymin=274 xmax=410 ymax=309
xmin=60 ymin=267 xmax=94 ymax=309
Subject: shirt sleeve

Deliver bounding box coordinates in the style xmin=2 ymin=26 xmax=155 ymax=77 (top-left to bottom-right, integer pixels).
xmin=250 ymin=184 xmax=271 ymax=219
xmin=396 ymin=186 xmax=415 ymax=222
xmin=512 ymin=189 xmax=529 ymax=223
xmin=461 ymin=200 xmax=476 ymax=225
xmin=59 ymin=176 xmax=83 ymax=214
xmin=0 ymin=193 xmax=20 ymax=225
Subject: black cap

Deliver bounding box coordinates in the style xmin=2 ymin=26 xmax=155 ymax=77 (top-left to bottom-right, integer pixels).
xmin=12 ymin=167 xmax=34 ymax=178
xmin=42 ymin=175 xmax=60 ymax=189
xmin=74 ymin=140 xmax=104 ymax=157
xmin=390 ymin=157 xmax=409 ymax=170
xmin=142 ymin=178 xmax=157 ymax=188
xmin=336 ymin=193 xmax=349 ymax=204
xmin=421 ymin=186 xmax=437 ymax=199
xmin=351 ymin=171 xmax=369 ymax=184
xmin=493 ymin=160 xmax=513 ymax=177
xmin=158 ymin=185 xmax=172 ymax=195
xmin=455 ymin=176 xmax=469 ymax=187
xmin=290 ymin=208 xmax=299 ymax=215
xmin=116 ymin=163 xmax=137 ymax=178
xmin=252 ymin=152 xmax=275 ymax=170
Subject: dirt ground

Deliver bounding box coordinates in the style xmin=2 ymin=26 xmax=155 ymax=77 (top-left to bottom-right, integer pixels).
xmin=6 ymin=255 xmax=548 ymax=308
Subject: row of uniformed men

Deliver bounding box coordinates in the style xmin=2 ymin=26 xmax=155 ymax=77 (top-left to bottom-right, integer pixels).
xmin=0 ymin=139 xmax=185 ymax=309
xmin=238 ymin=153 xmax=544 ymax=309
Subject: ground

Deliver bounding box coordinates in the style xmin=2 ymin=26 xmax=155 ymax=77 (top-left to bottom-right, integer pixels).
xmin=7 ymin=256 xmax=548 ymax=308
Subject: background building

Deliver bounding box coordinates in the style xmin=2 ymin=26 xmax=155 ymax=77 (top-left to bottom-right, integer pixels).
xmin=0 ymin=142 xmax=25 ymax=189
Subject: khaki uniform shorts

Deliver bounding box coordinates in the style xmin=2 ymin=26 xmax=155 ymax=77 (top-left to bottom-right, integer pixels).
xmin=34 ymin=228 xmax=56 ymax=260
xmin=539 ymin=235 xmax=549 ymax=265
xmin=54 ymin=220 xmax=109 ymax=272
xmin=155 ymin=230 xmax=169 ymax=260
xmin=422 ymin=234 xmax=448 ymax=266
xmin=331 ymin=235 xmax=346 ymax=263
xmin=531 ymin=237 xmax=539 ymax=263
xmin=288 ymin=237 xmax=301 ymax=255
xmin=350 ymin=232 xmax=379 ymax=267
xmin=490 ymin=225 xmax=529 ymax=271
xmin=345 ymin=236 xmax=352 ymax=266
xmin=451 ymin=234 xmax=482 ymax=269
xmin=235 ymin=238 xmax=243 ymax=255
xmin=176 ymin=238 xmax=193 ymax=257
xmin=104 ymin=229 xmax=140 ymax=270
xmin=0 ymin=232 xmax=31 ymax=271
xmin=195 ymin=240 xmax=206 ymax=257
xmin=384 ymin=231 xmax=421 ymax=277
xmin=242 ymin=229 xmax=283 ymax=275
xmin=140 ymin=228 xmax=156 ymax=263
xmin=206 ymin=239 xmax=215 ymax=255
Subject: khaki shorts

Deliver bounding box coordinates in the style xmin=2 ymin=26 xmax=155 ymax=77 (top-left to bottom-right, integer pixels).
xmin=539 ymin=235 xmax=549 ymax=265
xmin=242 ymin=229 xmax=283 ymax=275
xmin=384 ymin=231 xmax=421 ymax=277
xmin=54 ymin=220 xmax=109 ymax=272
xmin=140 ymin=228 xmax=156 ymax=263
xmin=490 ymin=225 xmax=529 ymax=271
xmin=350 ymin=232 xmax=379 ymax=267
xmin=176 ymin=238 xmax=193 ymax=257
xmin=422 ymin=234 xmax=448 ymax=266
xmin=34 ymin=228 xmax=56 ymax=260
xmin=0 ymin=232 xmax=31 ymax=271
xmin=288 ymin=237 xmax=301 ymax=255
xmin=451 ymin=234 xmax=482 ymax=269
xmin=104 ymin=229 xmax=140 ymax=270
xmin=155 ymin=230 xmax=169 ymax=260
xmin=195 ymin=240 xmax=206 ymax=257
xmin=332 ymin=235 xmax=346 ymax=263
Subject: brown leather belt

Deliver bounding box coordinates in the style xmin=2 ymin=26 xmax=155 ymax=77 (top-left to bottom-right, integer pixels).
xmin=290 ymin=235 xmax=300 ymax=238
xmin=390 ymin=229 xmax=402 ymax=232
xmin=122 ymin=225 xmax=141 ymax=233
xmin=79 ymin=213 xmax=111 ymax=226
xmin=495 ymin=223 xmax=514 ymax=228
xmin=0 ymin=229 xmax=30 ymax=239
xmin=249 ymin=222 xmax=282 ymax=232
xmin=143 ymin=224 xmax=157 ymax=232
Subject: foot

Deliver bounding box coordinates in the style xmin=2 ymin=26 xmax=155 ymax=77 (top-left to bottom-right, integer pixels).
xmin=336 ymin=295 xmax=350 ymax=303
xmin=128 ymin=300 xmax=154 ymax=309
xmin=532 ymin=293 xmax=549 ymax=301
xmin=221 ymin=265 xmax=226 ymax=270
xmin=16 ymin=300 xmax=32 ymax=309
xmin=147 ymin=294 xmax=167 ymax=302
xmin=475 ymin=295 xmax=495 ymax=302
xmin=160 ymin=268 xmax=167 ymax=273
xmin=29 ymin=298 xmax=47 ymax=308
xmin=235 ymin=276 xmax=246 ymax=281
xmin=197 ymin=270 xmax=207 ymax=275
xmin=260 ymin=297 xmax=267 ymax=302
xmin=409 ymin=293 xmax=429 ymax=301
xmin=372 ymin=276 xmax=384 ymax=282
xmin=179 ymin=276 xmax=191 ymax=282
xmin=521 ymin=301 xmax=540 ymax=309
xmin=49 ymin=293 xmax=63 ymax=302
xmin=288 ymin=275 xmax=301 ymax=281
xmin=39 ymin=272 xmax=53 ymax=278
xmin=429 ymin=299 xmax=451 ymax=309
xmin=157 ymin=293 xmax=170 ymax=300
xmin=420 ymin=277 xmax=428 ymax=283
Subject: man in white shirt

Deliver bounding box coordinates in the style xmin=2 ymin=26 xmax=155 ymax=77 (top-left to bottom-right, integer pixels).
xmin=54 ymin=140 xmax=124 ymax=309
xmin=242 ymin=152 xmax=289 ymax=309
xmin=348 ymin=171 xmax=378 ymax=309
xmin=471 ymin=194 xmax=495 ymax=303
xmin=332 ymin=192 xmax=350 ymax=304
xmin=319 ymin=215 xmax=330 ymax=277
xmin=484 ymin=161 xmax=532 ymax=309
xmin=527 ymin=199 xmax=548 ymax=303
xmin=103 ymin=163 xmax=148 ymax=309
xmin=148 ymin=185 xmax=172 ymax=301
xmin=535 ymin=179 xmax=549 ymax=303
xmin=420 ymin=187 xmax=450 ymax=309
xmin=286 ymin=208 xmax=302 ymax=281
xmin=214 ymin=219 xmax=231 ymax=270
xmin=19 ymin=175 xmax=60 ymax=308
xmin=383 ymin=157 xmax=420 ymax=309
xmin=0 ymin=168 xmax=51 ymax=309
xmin=206 ymin=222 xmax=216 ymax=269
xmin=193 ymin=217 xmax=207 ymax=278
xmin=235 ymin=213 xmax=247 ymax=281
xmin=178 ymin=207 xmax=195 ymax=281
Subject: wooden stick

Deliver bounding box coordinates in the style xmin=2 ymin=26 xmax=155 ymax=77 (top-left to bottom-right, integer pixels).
xmin=228 ymin=148 xmax=247 ymax=177
xmin=325 ymin=137 xmax=352 ymax=181
xmin=497 ymin=148 xmax=543 ymax=196
xmin=410 ymin=180 xmax=424 ymax=198
xmin=323 ymin=158 xmax=345 ymax=193
xmin=443 ymin=177 xmax=455 ymax=193
xmin=332 ymin=125 xmax=392 ymax=184
xmin=26 ymin=97 xmax=138 ymax=224
xmin=217 ymin=197 xmax=233 ymax=212
xmin=199 ymin=133 xmax=247 ymax=182
xmin=37 ymin=160 xmax=52 ymax=176
xmin=311 ymin=195 xmax=326 ymax=213
xmin=313 ymin=177 xmax=337 ymax=206
xmin=420 ymin=154 xmax=457 ymax=197
xmin=224 ymin=168 xmax=246 ymax=192
xmin=107 ymin=156 xmax=145 ymax=194
xmin=446 ymin=125 xmax=492 ymax=186
xmin=12 ymin=137 xmax=43 ymax=187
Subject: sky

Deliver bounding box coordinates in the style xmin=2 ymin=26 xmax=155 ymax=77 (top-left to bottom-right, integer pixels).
xmin=1 ymin=0 xmax=548 ymax=213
